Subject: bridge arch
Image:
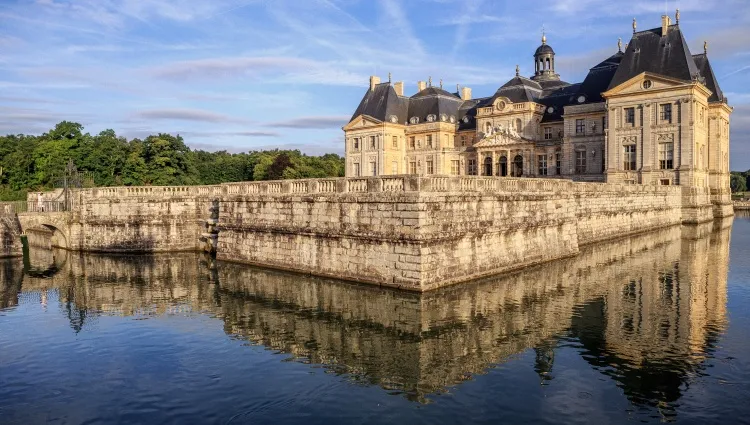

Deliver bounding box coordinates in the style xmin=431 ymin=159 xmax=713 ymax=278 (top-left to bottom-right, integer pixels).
xmin=17 ymin=213 xmax=71 ymax=250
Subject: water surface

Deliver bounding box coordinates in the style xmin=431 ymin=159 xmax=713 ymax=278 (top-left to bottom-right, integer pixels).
xmin=1 ymin=217 xmax=749 ymax=424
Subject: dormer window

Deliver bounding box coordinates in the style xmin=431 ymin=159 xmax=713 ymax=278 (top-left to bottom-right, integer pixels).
xmin=450 ymin=116 xmax=456 ymax=123
xmin=410 ymin=117 xmax=419 ymax=124
xmin=389 ymin=115 xmax=398 ymax=123
xmin=440 ymin=114 xmax=447 ymax=122
xmin=426 ymin=114 xmax=436 ymax=122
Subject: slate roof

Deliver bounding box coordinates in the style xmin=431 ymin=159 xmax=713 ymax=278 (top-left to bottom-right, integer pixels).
xmin=491 ymin=76 xmax=544 ymax=103
xmin=348 ymin=23 xmax=726 ymax=131
xmin=608 ymin=25 xmax=699 ymax=90
xmin=350 ymin=82 xmax=408 ymax=124
xmin=535 ymin=44 xmax=555 ymax=55
xmin=539 ymin=83 xmax=581 ymax=123
xmin=692 ymin=53 xmax=724 ymax=102
xmin=577 ymin=51 xmax=624 ymax=103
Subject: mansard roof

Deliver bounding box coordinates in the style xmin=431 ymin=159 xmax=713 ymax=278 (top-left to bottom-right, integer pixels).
xmin=349 ymin=82 xmax=408 ymax=124
xmin=539 ymin=83 xmax=581 ymax=123
xmin=577 ymin=51 xmax=624 ymax=103
xmin=692 ymin=53 xmax=724 ymax=103
xmin=608 ymin=25 xmax=699 ymax=90
xmin=491 ymin=76 xmax=544 ymax=103
xmin=407 ymin=86 xmax=463 ymax=124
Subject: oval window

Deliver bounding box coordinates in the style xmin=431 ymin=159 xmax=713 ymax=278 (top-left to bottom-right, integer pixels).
xmin=643 ymin=80 xmax=653 ymax=89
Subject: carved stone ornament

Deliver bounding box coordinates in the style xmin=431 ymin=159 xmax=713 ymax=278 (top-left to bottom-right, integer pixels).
xmin=622 ymin=136 xmax=637 ymax=144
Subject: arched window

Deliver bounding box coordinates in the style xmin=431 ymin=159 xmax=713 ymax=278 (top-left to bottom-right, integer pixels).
xmin=499 ymin=156 xmax=508 ymax=177
xmin=485 ymin=122 xmax=492 ymax=134
xmin=484 ymin=157 xmax=493 ymax=176
xmin=512 ymin=155 xmax=523 ymax=177
xmin=545 ymin=57 xmax=550 ymax=71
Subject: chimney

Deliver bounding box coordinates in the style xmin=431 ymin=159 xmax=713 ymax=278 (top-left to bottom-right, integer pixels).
xmin=461 ymin=87 xmax=472 ymax=101
xmin=369 ymin=75 xmax=381 ymax=91
xmin=417 ymin=80 xmax=427 ymax=92
xmin=661 ymin=15 xmax=671 ymax=36
xmin=393 ymin=81 xmax=404 ymax=96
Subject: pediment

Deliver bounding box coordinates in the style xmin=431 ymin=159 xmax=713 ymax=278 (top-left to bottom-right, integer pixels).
xmin=603 ymin=72 xmax=688 ymax=98
xmin=342 ymin=114 xmax=383 ymax=131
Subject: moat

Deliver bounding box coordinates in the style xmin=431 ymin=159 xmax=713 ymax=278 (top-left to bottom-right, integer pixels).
xmin=1 ymin=216 xmax=749 ymax=424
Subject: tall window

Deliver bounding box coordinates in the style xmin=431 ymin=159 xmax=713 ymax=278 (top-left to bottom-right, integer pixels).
xmin=451 ymin=160 xmax=459 ymax=175
xmin=409 ymin=136 xmax=415 ymax=149
xmin=468 ymin=159 xmax=477 ymax=175
xmin=391 ymin=161 xmax=398 ymax=174
xmin=392 ymin=136 xmax=398 ymax=148
xmin=544 ymin=127 xmax=552 ymax=140
xmin=538 ymin=155 xmax=548 ymax=176
xmin=576 ymin=119 xmax=585 ymax=135
xmin=555 ymin=152 xmax=562 ymax=175
xmin=602 ymin=116 xmax=606 ymax=131
xmin=370 ymin=161 xmax=377 ymax=176
xmin=427 ymin=135 xmax=433 ymax=148
xmin=409 ymin=161 xmax=417 ymax=174
xmin=515 ymin=119 xmax=523 ymax=133
xmin=461 ymin=135 xmax=466 ymax=147
xmin=353 ymin=138 xmax=360 ymax=149
xmin=353 ymin=163 xmax=360 ymax=177
xmin=575 ymin=151 xmax=586 ymax=174
xmin=426 ymin=160 xmax=434 ymax=175
xmin=625 ymin=108 xmax=635 ymax=125
xmin=370 ymin=136 xmax=376 ymax=149
xmin=660 ymin=104 xmax=672 ymax=123
xmin=659 ymin=143 xmax=674 ymax=169
xmin=623 ymin=145 xmax=637 ymax=170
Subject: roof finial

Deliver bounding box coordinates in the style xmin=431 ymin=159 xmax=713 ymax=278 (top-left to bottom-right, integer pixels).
xmin=456 ymin=83 xmax=460 ymax=93
xmin=388 ymin=72 xmax=391 ymax=83
xmin=516 ymin=64 xmax=520 ymax=76
xmin=618 ymin=37 xmax=622 ymax=52
xmin=439 ymin=78 xmax=443 ymax=89
xmin=632 ymin=17 xmax=637 ymax=33
xmin=541 ymin=26 xmax=547 ymax=45
xmin=704 ymin=40 xmax=708 ymax=54
xmin=675 ymin=8 xmax=680 ymax=24
xmin=428 ymin=76 xmax=432 ymax=87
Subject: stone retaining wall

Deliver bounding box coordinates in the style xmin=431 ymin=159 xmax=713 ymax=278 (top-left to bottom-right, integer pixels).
xmin=14 ymin=176 xmax=721 ymax=291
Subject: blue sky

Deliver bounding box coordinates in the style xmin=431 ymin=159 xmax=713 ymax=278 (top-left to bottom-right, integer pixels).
xmin=0 ymin=0 xmax=748 ymax=170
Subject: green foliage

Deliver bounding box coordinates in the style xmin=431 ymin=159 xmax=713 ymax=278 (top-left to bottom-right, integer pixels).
xmin=730 ymin=172 xmax=748 ymax=193
xmin=0 ymin=122 xmax=345 ymax=200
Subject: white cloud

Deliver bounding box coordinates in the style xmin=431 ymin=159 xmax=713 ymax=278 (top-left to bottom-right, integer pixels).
xmin=134 ymin=109 xmax=250 ymax=124
xmin=265 ymin=116 xmax=349 ymax=129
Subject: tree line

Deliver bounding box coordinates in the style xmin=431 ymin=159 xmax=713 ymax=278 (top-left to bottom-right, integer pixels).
xmin=0 ymin=121 xmax=345 ymax=201
xmin=731 ymin=171 xmax=749 ymax=194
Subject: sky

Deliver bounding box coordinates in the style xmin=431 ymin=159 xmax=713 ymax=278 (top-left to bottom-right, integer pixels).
xmin=0 ymin=0 xmax=748 ymax=170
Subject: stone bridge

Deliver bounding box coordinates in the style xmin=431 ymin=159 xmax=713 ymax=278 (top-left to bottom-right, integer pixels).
xmin=17 ymin=211 xmax=73 ymax=249
xmin=0 ymin=176 xmax=733 ymax=291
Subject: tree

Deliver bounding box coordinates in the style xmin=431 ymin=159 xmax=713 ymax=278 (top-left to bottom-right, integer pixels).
xmin=730 ymin=172 xmax=747 ymax=193
xmin=0 ymin=121 xmax=345 ymax=199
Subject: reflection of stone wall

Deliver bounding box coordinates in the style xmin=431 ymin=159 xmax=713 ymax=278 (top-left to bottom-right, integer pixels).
xmin=0 ymin=213 xmax=22 ymax=257
xmin=9 ymin=222 xmax=730 ymax=402
xmin=0 ymin=257 xmax=23 ymax=308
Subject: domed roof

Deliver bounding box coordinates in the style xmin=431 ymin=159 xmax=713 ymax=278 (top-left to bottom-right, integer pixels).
xmin=535 ymin=43 xmax=555 ymax=56
xmin=411 ymin=86 xmax=459 ymax=99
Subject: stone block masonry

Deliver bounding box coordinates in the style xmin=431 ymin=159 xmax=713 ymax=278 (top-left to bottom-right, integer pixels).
xmin=12 ymin=175 xmax=722 ymax=292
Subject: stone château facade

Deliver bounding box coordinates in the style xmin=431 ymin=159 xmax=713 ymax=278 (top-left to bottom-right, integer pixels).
xmin=343 ymin=13 xmax=733 ymax=215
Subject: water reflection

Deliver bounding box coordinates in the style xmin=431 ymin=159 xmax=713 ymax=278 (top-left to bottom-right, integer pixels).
xmin=2 ymin=219 xmax=732 ymax=409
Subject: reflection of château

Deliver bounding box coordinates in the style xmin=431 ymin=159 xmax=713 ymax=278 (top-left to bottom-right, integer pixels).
xmin=6 ymin=220 xmax=731 ymax=405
